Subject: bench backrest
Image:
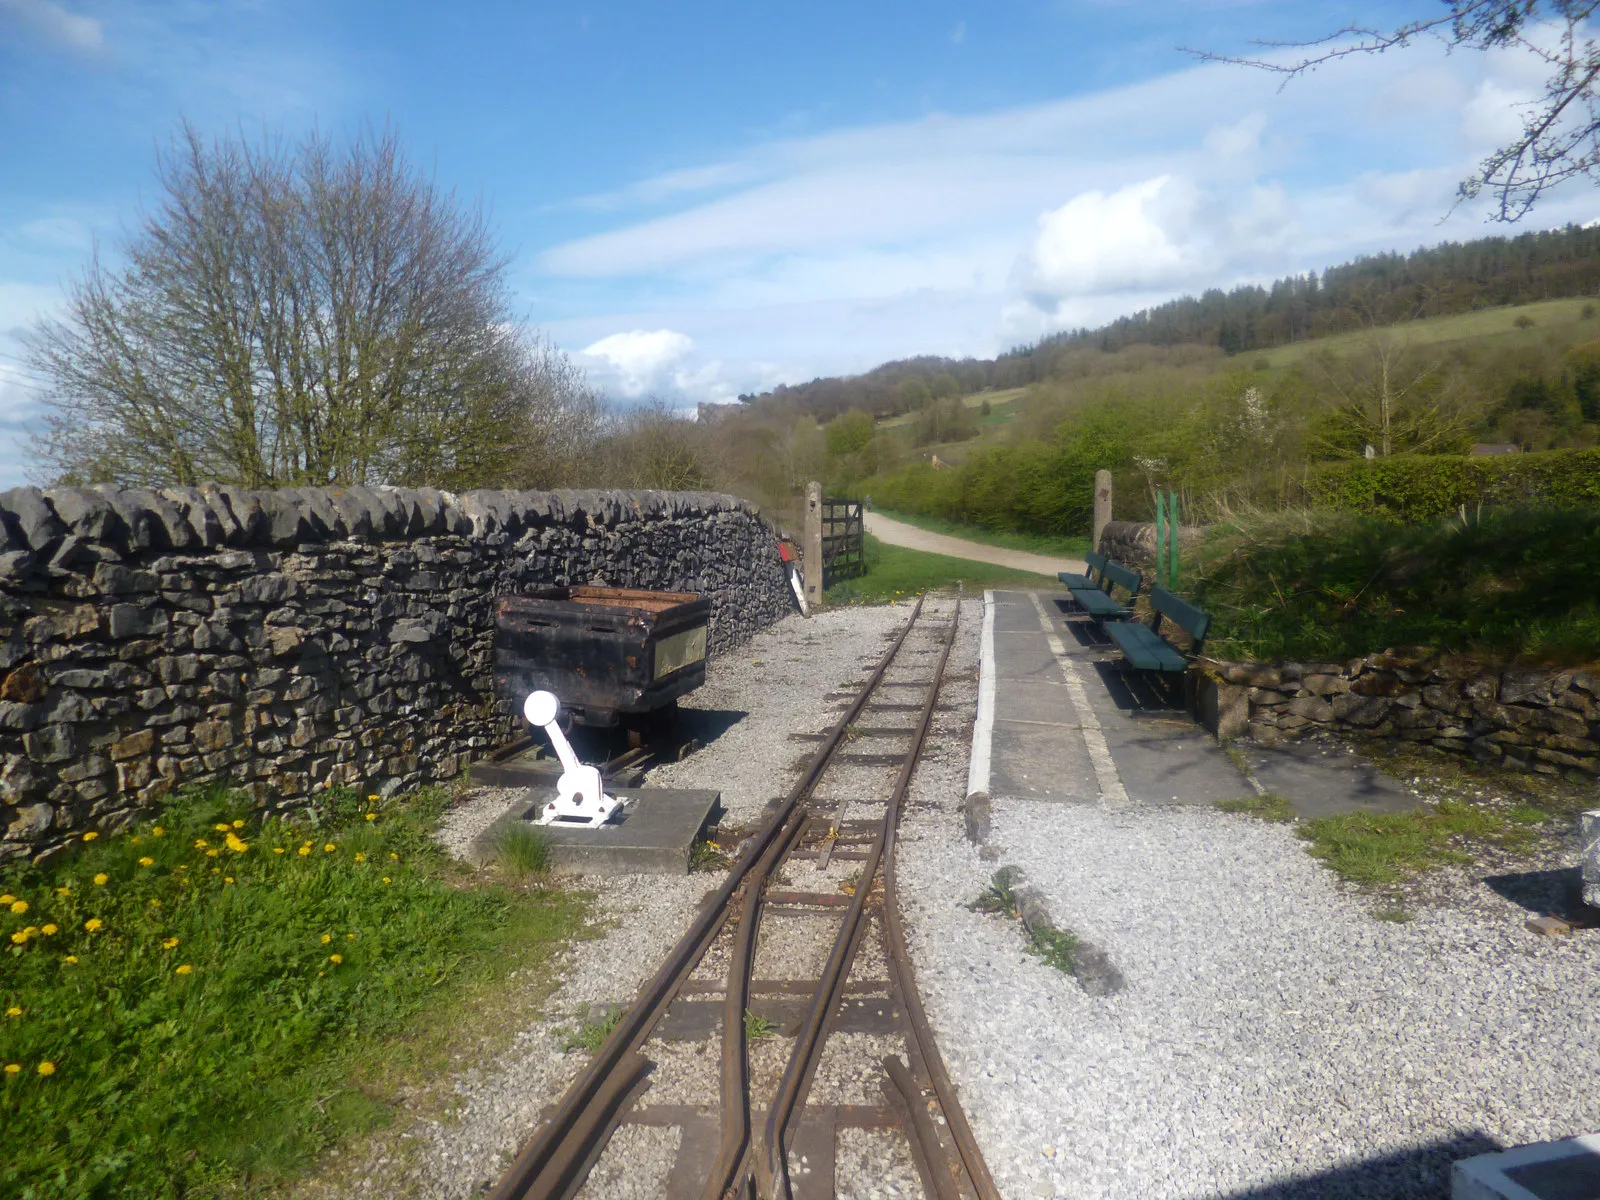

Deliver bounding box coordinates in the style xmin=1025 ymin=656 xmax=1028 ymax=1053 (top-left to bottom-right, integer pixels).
xmin=1083 ymin=549 xmax=1107 ymax=580
xmin=1101 ymin=560 xmax=1142 ymax=598
xmin=1150 ymin=585 xmax=1211 ymax=651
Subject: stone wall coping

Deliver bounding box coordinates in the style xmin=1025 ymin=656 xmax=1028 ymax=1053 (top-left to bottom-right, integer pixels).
xmin=0 ymin=485 xmax=761 ymax=580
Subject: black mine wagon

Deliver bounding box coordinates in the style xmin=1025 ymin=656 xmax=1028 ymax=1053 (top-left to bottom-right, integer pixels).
xmin=492 ymin=585 xmax=711 ymax=728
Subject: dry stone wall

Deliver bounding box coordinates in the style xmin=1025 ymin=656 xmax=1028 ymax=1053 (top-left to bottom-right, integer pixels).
xmin=0 ymin=485 xmax=791 ymax=862
xmin=1198 ymin=650 xmax=1600 ymax=777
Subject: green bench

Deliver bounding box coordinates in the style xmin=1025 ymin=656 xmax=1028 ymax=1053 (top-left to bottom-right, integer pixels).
xmin=1068 ymin=559 xmax=1142 ymax=621
xmin=1058 ymin=550 xmax=1106 ymax=592
xmin=1104 ymin=586 xmax=1212 ymax=674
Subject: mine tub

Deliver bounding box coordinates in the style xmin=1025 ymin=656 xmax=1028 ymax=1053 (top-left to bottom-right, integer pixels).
xmin=493 ymin=585 xmax=711 ymax=727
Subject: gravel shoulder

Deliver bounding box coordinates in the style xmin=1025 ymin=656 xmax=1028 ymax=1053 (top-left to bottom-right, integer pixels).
xmin=897 ymin=598 xmax=1600 ymax=1200
xmin=293 ymin=601 xmax=916 ymax=1200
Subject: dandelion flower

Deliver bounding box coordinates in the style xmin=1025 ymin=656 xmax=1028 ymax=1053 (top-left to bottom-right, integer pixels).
xmin=205 ymin=849 xmax=219 ymax=858
xmin=353 ymin=852 xmax=366 ymax=863
xmin=0 ymin=894 xmax=11 ymax=905
xmin=82 ymin=832 xmax=97 ymax=842
xmin=130 ymin=835 xmax=141 ymax=845
xmin=224 ymin=833 xmax=248 ymax=853
xmin=3 ymin=1063 xmax=18 ymax=1074
xmin=92 ymin=874 xmax=108 ymax=886
xmin=214 ymin=824 xmax=231 ymax=833
xmin=8 ymin=932 xmax=25 ymax=944
xmin=63 ymin=955 xmax=77 ymax=965
xmin=210 ymin=868 xmax=220 ymax=875
xmin=381 ymin=877 xmax=391 ymax=884
xmin=5 ymin=1006 xmax=20 ymax=1017
xmin=346 ymin=932 xmax=356 ymax=941
xmin=323 ymin=843 xmax=336 ymax=853
xmin=152 ymin=826 xmax=165 ymax=837
xmin=54 ymin=887 xmax=69 ymax=897
xmin=9 ymin=900 xmax=26 ymax=915
xmin=37 ymin=1061 xmax=55 ymax=1075
xmin=84 ymin=919 xmax=102 ymax=933
xmin=232 ymin=819 xmax=245 ymax=829
xmin=138 ymin=857 xmax=154 ymax=867
xmin=388 ymin=853 xmax=399 ymax=861
xmin=194 ymin=839 xmax=208 ymax=849
xmin=147 ymin=898 xmax=160 ymax=907
xmin=297 ymin=846 xmax=311 ymax=857
xmin=367 ymin=794 xmax=379 ymax=802
xmin=40 ymin=924 xmax=57 ymax=936
xmin=174 ymin=964 xmax=192 ymax=976
xmin=328 ymin=954 xmax=342 ymax=964
xmin=274 ymin=847 xmax=285 ymax=855
xmin=320 ymin=933 xmax=332 ymax=944
xmin=224 ymin=876 xmax=234 ymax=884
xmin=364 ymin=812 xmax=376 ymax=821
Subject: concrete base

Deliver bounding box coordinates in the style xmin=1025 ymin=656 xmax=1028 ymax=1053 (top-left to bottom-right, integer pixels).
xmin=470 ymin=788 xmax=721 ymax=876
xmin=1454 ymin=1132 xmax=1600 ymax=1199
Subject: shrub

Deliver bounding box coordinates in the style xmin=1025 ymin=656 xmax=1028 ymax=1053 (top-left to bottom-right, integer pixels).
xmin=1303 ymin=446 xmax=1600 ymax=521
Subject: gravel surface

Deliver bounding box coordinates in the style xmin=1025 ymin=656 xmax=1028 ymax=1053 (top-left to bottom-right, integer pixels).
xmin=835 ymin=1127 xmax=926 ymax=1200
xmin=573 ymin=1123 xmax=680 ymax=1200
xmin=896 ymin=598 xmax=1600 ymax=1200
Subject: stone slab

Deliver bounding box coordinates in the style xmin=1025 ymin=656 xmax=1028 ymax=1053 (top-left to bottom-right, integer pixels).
xmin=471 ymin=787 xmax=721 ymax=875
xmin=1238 ymin=739 xmax=1418 ymax=820
xmin=1453 ymin=1132 xmax=1600 ymax=1200
xmin=1582 ymin=811 xmax=1599 ymax=910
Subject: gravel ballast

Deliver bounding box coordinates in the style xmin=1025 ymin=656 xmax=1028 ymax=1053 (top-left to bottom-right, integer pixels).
xmin=896 ymin=595 xmax=1600 ymax=1200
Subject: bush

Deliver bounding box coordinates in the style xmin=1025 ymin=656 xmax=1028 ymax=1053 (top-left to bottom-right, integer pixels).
xmin=1304 ymin=447 xmax=1600 ymax=521
xmin=1191 ymin=506 xmax=1600 ymax=664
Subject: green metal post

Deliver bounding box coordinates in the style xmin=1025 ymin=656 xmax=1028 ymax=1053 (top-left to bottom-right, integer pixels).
xmin=1169 ymin=490 xmax=1180 ymax=589
xmin=1154 ymin=490 xmax=1166 ymax=590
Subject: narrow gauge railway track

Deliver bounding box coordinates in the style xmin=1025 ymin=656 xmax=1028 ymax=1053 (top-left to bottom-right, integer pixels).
xmin=489 ymin=595 xmax=999 ymax=1200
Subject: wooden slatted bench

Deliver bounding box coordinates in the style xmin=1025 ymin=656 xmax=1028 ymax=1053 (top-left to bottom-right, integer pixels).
xmin=1058 ymin=549 xmax=1106 ymax=592
xmin=1104 ymin=586 xmax=1212 ymax=675
xmin=1069 ymin=559 xmax=1142 ymax=621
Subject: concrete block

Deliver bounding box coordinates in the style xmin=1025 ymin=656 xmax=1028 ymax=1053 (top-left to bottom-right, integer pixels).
xmin=471 ymin=787 xmax=721 ymax=875
xmin=1453 ymin=1131 xmax=1600 ymax=1199
xmin=1582 ymin=810 xmax=1600 ymax=910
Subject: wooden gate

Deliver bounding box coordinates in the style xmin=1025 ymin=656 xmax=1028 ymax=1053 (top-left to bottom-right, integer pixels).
xmin=820 ymin=498 xmax=865 ymax=586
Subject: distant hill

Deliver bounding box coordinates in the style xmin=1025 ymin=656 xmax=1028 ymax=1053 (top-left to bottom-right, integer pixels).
xmin=743 ymin=223 xmax=1600 ymax=418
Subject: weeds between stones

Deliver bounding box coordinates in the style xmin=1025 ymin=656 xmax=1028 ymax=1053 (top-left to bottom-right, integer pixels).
xmin=744 ymin=1011 xmax=777 ymax=1041
xmin=492 ymin=823 xmax=553 ymax=878
xmin=565 ymin=1006 xmax=625 ymax=1054
xmin=689 ymin=837 xmax=732 ymax=873
xmin=1026 ymin=926 xmax=1080 ymax=975
xmin=1215 ymin=793 xmax=1296 ymax=823
xmin=968 ymin=869 xmax=1021 ymax=917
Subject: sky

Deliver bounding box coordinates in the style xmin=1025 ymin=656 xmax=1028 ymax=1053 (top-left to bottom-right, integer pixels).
xmin=2 ymin=0 xmax=1599 ymax=489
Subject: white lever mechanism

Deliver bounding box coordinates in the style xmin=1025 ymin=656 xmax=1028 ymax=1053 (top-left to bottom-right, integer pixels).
xmin=523 ymin=690 xmax=620 ymax=827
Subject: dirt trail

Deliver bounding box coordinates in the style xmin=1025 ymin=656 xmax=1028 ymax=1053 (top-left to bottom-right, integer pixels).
xmin=864 ymin=510 xmax=1085 ymax=578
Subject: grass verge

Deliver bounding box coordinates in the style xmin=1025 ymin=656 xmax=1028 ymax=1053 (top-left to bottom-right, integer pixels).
xmin=1214 ymin=793 xmax=1296 ymax=823
xmin=872 ymin=509 xmax=1090 ymax=559
xmin=0 ymin=783 xmax=587 ymax=1199
xmin=1296 ymin=798 xmax=1549 ymax=887
xmin=825 ymin=535 xmax=1062 ymax=605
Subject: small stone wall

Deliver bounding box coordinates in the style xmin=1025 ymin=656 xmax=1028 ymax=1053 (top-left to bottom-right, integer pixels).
xmin=1198 ymin=650 xmax=1600 ymax=776
xmin=1096 ymin=520 xmax=1203 ymax=572
xmin=0 ymin=485 xmax=791 ymax=862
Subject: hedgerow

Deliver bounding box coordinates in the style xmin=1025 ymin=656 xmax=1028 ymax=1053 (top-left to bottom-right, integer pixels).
xmin=1303 ymin=447 xmax=1600 ymax=521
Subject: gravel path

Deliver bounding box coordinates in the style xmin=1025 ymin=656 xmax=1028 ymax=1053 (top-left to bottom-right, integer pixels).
xmin=296 ymin=601 xmax=918 ymax=1199
xmin=896 ymin=597 xmax=1600 ymax=1200
xmin=865 ymin=511 xmax=1084 ymax=578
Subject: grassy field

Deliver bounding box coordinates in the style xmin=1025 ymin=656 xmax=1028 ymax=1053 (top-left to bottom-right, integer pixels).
xmin=824 ymin=535 xmax=1061 ymax=604
xmin=0 ymin=785 xmax=587 ymax=1199
xmin=875 ymin=386 xmax=1027 ymax=429
xmin=871 ymin=508 xmax=1089 ymax=559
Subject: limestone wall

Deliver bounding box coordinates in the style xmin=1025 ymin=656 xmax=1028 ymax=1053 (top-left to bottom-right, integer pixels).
xmin=1198 ymin=651 xmax=1600 ymax=777
xmin=0 ymin=485 xmax=791 ymax=861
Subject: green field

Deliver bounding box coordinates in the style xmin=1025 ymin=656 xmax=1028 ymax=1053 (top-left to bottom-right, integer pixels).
xmin=824 ymin=535 xmax=1061 ymax=605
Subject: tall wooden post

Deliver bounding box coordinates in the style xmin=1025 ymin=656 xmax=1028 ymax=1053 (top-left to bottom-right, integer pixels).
xmin=804 ymin=481 xmax=823 ymax=609
xmin=1093 ymin=469 xmax=1112 ymax=551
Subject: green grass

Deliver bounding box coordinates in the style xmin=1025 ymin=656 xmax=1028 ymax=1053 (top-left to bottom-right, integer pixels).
xmin=563 ymin=1005 xmax=624 ymax=1054
xmin=825 ymin=535 xmax=1064 ymax=605
xmin=689 ymin=838 xmax=732 ymax=873
xmin=872 ymin=508 xmax=1090 ymax=559
xmin=1193 ymin=506 xmax=1600 ymax=666
xmin=1296 ymin=798 xmax=1548 ymax=887
xmin=1215 ymin=793 xmax=1296 ymax=823
xmin=0 ymin=783 xmax=587 ymax=1199
xmin=1025 ymin=925 xmax=1080 ymax=975
xmin=744 ymin=1010 xmax=776 ymax=1041
xmin=490 ymin=823 xmax=552 ymax=878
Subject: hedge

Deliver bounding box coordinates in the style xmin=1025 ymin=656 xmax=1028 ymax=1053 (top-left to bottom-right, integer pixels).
xmin=1304 ymin=447 xmax=1600 ymax=522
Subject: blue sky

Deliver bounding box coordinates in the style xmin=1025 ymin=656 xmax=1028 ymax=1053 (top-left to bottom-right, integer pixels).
xmin=2 ymin=1 xmax=1598 ymax=487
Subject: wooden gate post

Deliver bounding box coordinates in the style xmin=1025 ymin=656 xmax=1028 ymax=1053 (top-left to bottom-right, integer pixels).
xmin=1093 ymin=469 xmax=1113 ymax=550
xmin=804 ymin=481 xmax=823 ymax=608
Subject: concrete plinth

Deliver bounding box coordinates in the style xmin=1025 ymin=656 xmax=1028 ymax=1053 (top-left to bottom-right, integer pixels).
xmin=470 ymin=788 xmax=721 ymax=876
xmin=1454 ymin=1132 xmax=1600 ymax=1199
xmin=1582 ymin=810 xmax=1599 ymax=910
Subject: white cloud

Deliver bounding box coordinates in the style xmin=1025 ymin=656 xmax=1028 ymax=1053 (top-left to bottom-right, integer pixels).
xmin=580 ymin=329 xmax=696 ymax=395
xmin=0 ymin=0 xmax=103 ymax=56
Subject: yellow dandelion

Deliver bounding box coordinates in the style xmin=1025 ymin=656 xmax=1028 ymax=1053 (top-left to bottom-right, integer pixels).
xmin=152 ymin=826 xmax=165 ymax=837
xmin=40 ymin=924 xmax=57 ymax=936
xmin=213 ymin=824 xmax=230 ymax=833
xmin=3 ymin=1063 xmax=18 ymax=1074
xmin=223 ymin=876 xmax=234 ymax=884
xmin=381 ymin=877 xmax=391 ymax=884
xmin=37 ymin=1061 xmax=55 ymax=1075
xmin=232 ymin=819 xmax=245 ymax=829
xmin=138 ymin=856 xmax=154 ymax=867
xmin=323 ymin=843 xmax=336 ymax=853
xmin=129 ymin=835 xmax=141 ymax=845
xmin=328 ymin=954 xmax=342 ymax=964
xmin=297 ymin=846 xmax=311 ymax=857
xmin=320 ymin=933 xmax=332 ymax=944
xmin=388 ymin=853 xmax=399 ymax=861
xmin=353 ymin=852 xmax=366 ymax=863
xmin=273 ymin=846 xmax=285 ymax=854
xmin=174 ymin=964 xmax=192 ymax=975
xmin=224 ymin=833 xmax=248 ymax=853
xmin=8 ymin=900 xmax=27 ymax=916
xmin=210 ymin=868 xmax=220 ymax=875
xmin=84 ymin=919 xmax=102 ymax=933
xmin=54 ymin=887 xmax=69 ymax=897
xmin=346 ymin=932 xmax=356 ymax=941
xmin=366 ymin=794 xmax=379 ymax=802
xmin=147 ymin=898 xmax=160 ymax=907
xmin=8 ymin=932 xmax=25 ymax=945
xmin=193 ymin=839 xmax=208 ymax=849
xmin=205 ymin=849 xmax=219 ymax=858
xmin=365 ymin=812 xmax=377 ymax=821
xmin=82 ymin=832 xmax=97 ymax=842
xmin=5 ymin=1006 xmax=20 ymax=1017
xmin=0 ymin=894 xmax=11 ymax=905
xmin=92 ymin=873 xmax=108 ymax=886
xmin=63 ymin=955 xmax=77 ymax=964
xmin=162 ymin=937 xmax=179 ymax=949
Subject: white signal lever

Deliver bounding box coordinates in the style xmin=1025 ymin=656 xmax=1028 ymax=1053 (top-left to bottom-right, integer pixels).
xmin=524 ymin=690 xmax=621 ymax=828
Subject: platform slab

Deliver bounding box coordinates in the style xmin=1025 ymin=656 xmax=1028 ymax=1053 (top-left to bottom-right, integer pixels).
xmin=471 ymin=787 xmax=721 ymax=875
xmin=1453 ymin=1132 xmax=1600 ymax=1200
